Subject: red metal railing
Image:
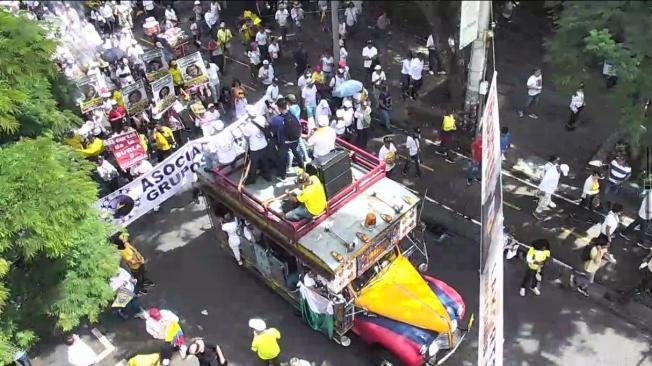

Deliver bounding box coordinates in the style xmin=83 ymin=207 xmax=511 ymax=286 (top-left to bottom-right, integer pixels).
xmin=208 ymin=138 xmax=386 ymax=243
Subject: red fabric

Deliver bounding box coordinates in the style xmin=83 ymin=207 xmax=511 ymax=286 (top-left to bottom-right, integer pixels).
xmin=352 ymin=318 xmax=424 ymax=366
xmin=471 ymin=137 xmax=483 ymax=162
xmin=109 ymin=106 xmax=126 ymax=122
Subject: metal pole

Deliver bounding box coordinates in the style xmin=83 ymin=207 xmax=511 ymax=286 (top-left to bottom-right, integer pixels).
xmin=331 ymin=0 xmax=340 ymax=62
xmin=464 ymin=1 xmax=491 ymax=126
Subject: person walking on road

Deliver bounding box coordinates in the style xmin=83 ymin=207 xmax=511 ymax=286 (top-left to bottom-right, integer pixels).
xmin=221 ymin=212 xmax=243 ymax=266
xmin=604 ymin=155 xmax=632 ymax=207
xmin=361 ymin=40 xmax=378 ymax=82
xmin=533 ymin=163 xmax=569 ymax=220
xmin=620 ymin=189 xmax=652 ymax=249
xmin=402 ymin=127 xmax=422 ymax=178
xmin=426 ymin=33 xmax=445 ymax=75
xmin=571 ymin=237 xmax=609 ymax=296
xmin=249 ymin=318 xmax=282 ymax=366
xmin=435 ymin=110 xmax=457 ymax=164
xmin=520 ymin=239 xmax=551 ymax=297
xmin=630 ymin=251 xmax=652 ymax=296
xmin=408 ymin=53 xmax=425 ymax=100
xmin=378 ymin=136 xmax=397 ymax=178
xmin=466 ymin=136 xmax=482 ymax=186
xmin=377 ymin=84 xmax=392 ymax=130
xmin=145 ymin=308 xmax=186 ymax=365
xmin=579 ymin=170 xmax=601 ymax=210
xmin=400 ymin=51 xmax=412 ymax=100
xmin=599 ymin=203 xmax=623 ymax=263
xmin=566 ymin=82 xmax=585 ymax=130
xmin=518 ymin=68 xmax=542 ymax=119
xmin=112 ymin=233 xmax=154 ymax=293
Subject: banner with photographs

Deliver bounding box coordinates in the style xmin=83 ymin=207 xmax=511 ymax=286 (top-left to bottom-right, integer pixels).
xmin=77 ymin=74 xmax=103 ymax=113
xmin=177 ymin=51 xmax=208 ymax=87
xmin=106 ymin=131 xmax=147 ymax=170
xmin=142 ymin=48 xmax=169 ymax=81
xmin=151 ymin=73 xmax=176 ymax=115
xmin=122 ymin=79 xmax=149 ymax=116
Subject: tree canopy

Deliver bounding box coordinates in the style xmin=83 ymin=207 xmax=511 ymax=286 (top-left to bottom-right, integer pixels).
xmin=548 ymin=1 xmax=652 ymax=155
xmin=0 ymin=9 xmax=81 ymax=141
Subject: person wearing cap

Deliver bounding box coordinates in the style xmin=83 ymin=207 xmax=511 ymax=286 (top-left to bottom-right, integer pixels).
xmin=152 ymin=125 xmax=176 ymax=162
xmin=232 ymin=79 xmax=249 ymax=119
xmin=243 ymin=106 xmax=273 ymax=184
xmin=331 ymin=109 xmax=346 ymax=137
xmin=111 ymin=233 xmax=154 ymax=294
xmin=403 ymin=128 xmax=422 ymax=177
xmin=297 ymin=70 xmax=311 ymax=95
xmin=271 ymin=98 xmax=306 ymax=177
xmin=248 ymin=42 xmax=262 ymax=82
xmin=204 ymin=3 xmax=219 ymax=32
xmin=275 ymin=2 xmax=290 ymax=41
xmin=362 ymin=40 xmax=378 ymax=82
xmin=341 ymin=99 xmax=355 ymax=138
xmin=286 ymin=94 xmax=301 ymax=120
xmin=291 ymin=1 xmax=305 ymax=29
xmin=315 ymin=98 xmax=331 ymax=122
xmin=285 ymin=171 xmax=327 ymax=221
xmin=339 ymin=59 xmax=351 ymax=79
xmin=145 ymin=308 xmax=185 ymax=365
xmin=301 ymin=79 xmax=318 ymax=118
xmin=249 ymin=319 xmax=282 ymax=365
xmin=308 ymin=115 xmax=336 ymax=158
xmin=533 ymin=162 xmax=569 ymax=219
xmin=255 ymin=28 xmax=269 ymax=60
xmin=354 ymin=99 xmax=372 ymax=148
xmin=109 ymin=266 xmax=146 ymax=320
xmin=377 ymin=84 xmax=392 ymax=129
xmin=108 ymin=99 xmax=127 ymax=132
xmin=519 ymin=239 xmax=551 ymax=297
xmin=409 ymin=53 xmax=425 ymax=100
xmin=310 ymin=65 xmax=325 ymax=86
xmin=371 ymin=65 xmax=387 ymax=100
xmin=217 ymin=22 xmax=233 ymax=56
xmin=466 ymin=136 xmax=483 ymax=186
xmin=258 ymin=59 xmax=275 ymax=86
xmin=268 ymin=37 xmax=280 ymax=64
xmin=378 ymin=136 xmax=398 ymax=177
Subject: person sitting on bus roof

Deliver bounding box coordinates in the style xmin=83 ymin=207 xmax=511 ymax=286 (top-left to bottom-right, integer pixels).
xmin=285 ymin=172 xmax=326 ymax=222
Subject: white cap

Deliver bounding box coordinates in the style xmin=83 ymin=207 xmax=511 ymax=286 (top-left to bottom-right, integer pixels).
xmin=220 ymin=22 xmax=225 ymax=27
xmin=262 ymin=59 xmax=269 ymax=65
xmin=317 ymin=115 xmax=329 ymax=127
xmin=336 ymin=109 xmax=344 ymax=118
xmin=108 ymin=99 xmax=117 ymax=106
xmin=249 ymin=318 xmax=267 ymax=332
xmin=339 ymin=39 xmax=344 ymax=46
xmin=560 ymin=164 xmax=569 ymax=176
xmin=343 ymin=100 xmax=352 ymax=108
xmin=374 ymin=64 xmax=382 ymax=71
xmin=194 ymin=1 xmax=200 ymax=4
xmin=246 ymin=105 xmax=258 ymax=116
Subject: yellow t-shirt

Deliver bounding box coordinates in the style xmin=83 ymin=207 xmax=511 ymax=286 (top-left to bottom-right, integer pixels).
xmin=297 ymin=176 xmax=327 ymax=216
xmin=311 ymin=71 xmax=324 ymax=85
xmin=526 ymin=247 xmax=550 ymax=271
xmin=120 ymin=243 xmax=145 ymax=270
xmin=170 ymin=67 xmax=182 ymax=86
xmin=128 ymin=353 xmax=160 ymax=366
xmin=217 ymin=29 xmax=232 ymax=44
xmin=77 ymin=137 xmax=104 ymax=158
xmin=140 ymin=134 xmax=148 ymax=152
xmin=251 ymin=328 xmax=281 ymax=360
xmin=154 ymin=127 xmax=175 ymax=151
xmin=442 ymin=115 xmax=456 ymax=132
xmin=113 ymin=90 xmax=125 ymax=108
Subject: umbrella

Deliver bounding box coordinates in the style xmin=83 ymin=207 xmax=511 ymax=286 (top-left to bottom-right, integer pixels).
xmin=332 ymin=79 xmax=363 ymax=98
xmin=101 ymin=47 xmax=126 ymax=63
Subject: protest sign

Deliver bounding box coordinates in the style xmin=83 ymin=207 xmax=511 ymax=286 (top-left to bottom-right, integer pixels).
xmin=77 ymin=74 xmax=103 ymax=113
xmin=122 ymin=79 xmax=149 ymax=116
xmin=151 ymin=73 xmax=176 ymax=115
xmin=106 ymin=131 xmax=147 ymax=170
xmin=177 ymin=51 xmax=208 ymax=87
xmin=142 ymin=48 xmax=169 ymax=81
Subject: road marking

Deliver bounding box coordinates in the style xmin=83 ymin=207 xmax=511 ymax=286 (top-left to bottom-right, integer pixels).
xmin=503 ymin=201 xmax=521 ymax=211
xmin=397 ymin=154 xmax=434 ymax=172
xmin=91 ymin=328 xmax=115 ymax=361
xmin=560 ymin=228 xmax=592 ymax=244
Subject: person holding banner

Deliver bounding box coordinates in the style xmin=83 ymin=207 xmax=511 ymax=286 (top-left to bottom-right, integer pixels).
xmin=152 ymin=125 xmax=176 ymax=162
xmin=95 ymin=156 xmax=120 ymax=194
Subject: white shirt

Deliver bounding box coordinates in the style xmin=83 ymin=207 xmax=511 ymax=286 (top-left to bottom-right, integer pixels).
xmin=265 ymin=84 xmax=279 ymax=101
xmin=638 ymin=193 xmax=652 ymax=220
xmin=302 ymin=85 xmax=317 ymax=107
xmin=321 ymin=56 xmax=335 ymax=73
xmin=406 ymin=136 xmax=419 ymax=156
xmin=600 ymin=211 xmax=620 ymax=237
xmin=409 ymin=58 xmax=424 ymax=80
xmin=142 ymin=0 xmax=154 ymax=11
xmin=315 ymin=100 xmax=331 ymax=120
xmin=338 ymin=22 xmax=347 ymax=38
xmin=146 ymin=309 xmax=179 ymax=340
xmin=345 ymin=7 xmax=357 ymax=26
xmin=165 ymin=8 xmax=177 ymax=22
xmin=268 ymin=43 xmax=279 ymax=60
xmin=308 ymin=127 xmax=337 ymax=157
xmin=205 ymin=11 xmax=218 ymax=27
xmin=342 ymin=108 xmax=354 ymax=127
xmin=248 ymin=49 xmax=261 ymax=65
xmin=258 ymin=65 xmax=274 ymax=85
xmin=297 ymin=74 xmax=308 ymax=91
xmin=275 ymin=9 xmax=289 ymax=26
xmin=67 ymin=337 xmax=99 ymax=366
xmin=216 ymin=133 xmax=237 ymax=165
xmin=527 ymin=74 xmax=543 ymax=96
xmin=207 ymin=63 xmax=220 ymax=85
xmin=197 ymin=111 xmax=223 ymax=137
xmin=569 ymin=90 xmax=584 ymax=112
xmin=340 ymin=46 xmax=348 ymax=62
xmin=222 ymin=219 xmax=241 ymax=247
xmin=401 ymin=58 xmax=411 ymax=75
xmin=291 ymin=7 xmax=304 ymax=22
xmin=243 ymin=117 xmax=268 ymax=151
xmin=426 ymin=34 xmax=435 ymax=49
xmin=331 ymin=118 xmax=346 ymax=136
xmin=362 ymin=46 xmax=378 ymax=68
xmin=581 ymin=176 xmax=599 ymax=198
xmin=100 ymin=3 xmax=114 ymax=19
xmin=330 ymin=74 xmax=345 ymax=89
xmin=538 ymin=164 xmax=561 ymax=194
xmin=97 ymin=160 xmax=118 ymax=181
xmin=255 ymin=31 xmax=268 ymax=46
xmin=378 ymin=144 xmax=397 ymax=171
xmin=371 ymin=70 xmax=386 ymax=87
xmin=355 ymin=106 xmax=370 ymax=130
xmin=130 ymin=159 xmax=153 ymax=177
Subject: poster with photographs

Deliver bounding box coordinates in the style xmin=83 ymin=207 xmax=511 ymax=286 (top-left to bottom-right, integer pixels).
xmin=177 ymin=51 xmax=208 ymax=87
xmin=151 ymin=73 xmax=176 ymax=115
xmin=122 ymin=79 xmax=149 ymax=116
xmin=77 ymin=74 xmax=103 ymax=113
xmin=142 ymin=48 xmax=169 ymax=81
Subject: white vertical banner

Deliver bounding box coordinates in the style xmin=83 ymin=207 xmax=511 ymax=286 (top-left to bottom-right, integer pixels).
xmin=460 ymin=0 xmax=480 ymax=49
xmin=478 ymin=72 xmax=504 ymax=366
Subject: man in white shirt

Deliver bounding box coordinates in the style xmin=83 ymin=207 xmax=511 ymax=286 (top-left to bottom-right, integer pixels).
xmin=291 ymin=1 xmax=304 ymax=29
xmin=206 ymin=62 xmax=221 ymax=104
xmin=95 ymin=156 xmax=119 ymax=192
xmin=165 ymin=4 xmax=178 ymax=23
xmin=205 ymin=8 xmax=218 ymax=31
xmin=66 ymin=334 xmax=99 ymax=366
xmin=426 ymin=34 xmax=445 ymax=75
xmin=338 ymin=39 xmax=348 ymax=63
xmin=243 ymin=106 xmax=272 ymax=184
xmin=255 ymin=28 xmax=269 ymax=60
xmin=566 ymin=82 xmax=585 ymax=130
xmin=258 ymin=60 xmax=274 ymax=86
xmin=344 ymin=2 xmax=357 ymax=29
xmin=621 ymin=192 xmax=652 ymax=249
xmin=370 ymin=64 xmax=386 ymax=104
xmin=196 ymin=104 xmax=223 ymax=137
xmin=402 ymin=128 xmax=421 ymax=177
xmin=409 ymin=53 xmax=424 ymax=100
xmin=378 ymin=136 xmax=397 ymax=177
xmin=533 ymin=163 xmax=569 ymax=219
xmin=308 ymin=115 xmax=337 ymax=158
xmin=222 ymin=213 xmax=243 ymax=265
xmin=275 ymin=3 xmax=290 ymax=41
xmin=400 ymin=51 xmax=413 ymax=99
xmin=265 ymin=78 xmax=280 ymax=102
xmin=301 ymin=80 xmax=318 ymax=118
xmin=297 ymin=70 xmax=310 ymax=94
xmin=600 ymin=203 xmax=622 ymax=263
xmin=329 ymin=68 xmax=347 ymax=92
xmin=355 ymin=100 xmax=372 ymax=148
xmin=518 ymin=68 xmax=543 ymax=119
xmin=362 ymin=40 xmax=378 ymax=82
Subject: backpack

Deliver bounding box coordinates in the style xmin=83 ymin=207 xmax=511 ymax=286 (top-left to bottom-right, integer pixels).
xmin=283 ymin=113 xmax=302 ymax=141
xmin=581 ymin=243 xmax=596 ymax=262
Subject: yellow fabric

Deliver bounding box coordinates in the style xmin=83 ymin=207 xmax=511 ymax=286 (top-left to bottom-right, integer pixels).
xmin=526 ymin=247 xmax=550 ymax=271
xmin=355 ymin=255 xmax=452 ymax=333
xmin=164 ymin=321 xmax=181 ymax=343
xmin=120 ymin=243 xmax=145 ymax=270
xmin=77 ymin=138 xmax=104 ymax=158
xmin=140 ymin=134 xmax=148 ymax=152
xmin=251 ymin=328 xmax=281 ymax=360
xmin=170 ymin=67 xmax=182 ymax=86
xmin=128 ymin=353 xmax=160 ymax=366
xmin=217 ymin=29 xmax=232 ymax=44
xmin=64 ymin=134 xmax=83 ymax=150
xmin=311 ymin=71 xmax=324 ymax=85
xmin=113 ymin=90 xmax=125 ymax=108
xmin=584 ymin=246 xmax=601 ymax=273
xmin=590 ymin=180 xmax=600 ymax=193
xmin=297 ymin=176 xmax=327 ymax=216
xmin=155 ymin=127 xmax=174 ymax=151
xmin=442 ymin=115 xmax=456 ymax=131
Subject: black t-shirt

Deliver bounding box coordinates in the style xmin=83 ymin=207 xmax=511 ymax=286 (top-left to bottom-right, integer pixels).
xmin=196 ymin=343 xmax=227 ymax=366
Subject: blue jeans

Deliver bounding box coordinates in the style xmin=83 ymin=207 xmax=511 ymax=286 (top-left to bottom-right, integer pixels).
xmin=523 ymin=93 xmax=540 ymax=113
xmin=467 ymin=161 xmax=481 ymax=182
xmin=305 ymin=106 xmax=316 ymax=119
xmin=379 ymin=109 xmax=391 ymax=129
xmin=286 ymin=204 xmax=313 ymax=221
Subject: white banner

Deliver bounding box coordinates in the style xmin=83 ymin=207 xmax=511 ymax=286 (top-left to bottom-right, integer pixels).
xmin=460 ymin=1 xmax=480 ymax=50
xmin=478 ymin=72 xmax=504 ymax=366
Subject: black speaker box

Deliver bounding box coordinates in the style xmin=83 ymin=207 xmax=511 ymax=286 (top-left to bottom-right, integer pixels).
xmin=310 ymin=149 xmax=352 ymax=198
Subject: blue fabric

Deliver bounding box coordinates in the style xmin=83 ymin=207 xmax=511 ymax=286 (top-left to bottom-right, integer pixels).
xmin=426 ymin=282 xmax=460 ymax=321
xmin=358 ymin=314 xmax=438 ymax=347
xmin=289 ymin=105 xmax=301 ymax=120
xmin=270 ymin=114 xmax=285 ymax=145
xmin=500 ymin=132 xmax=511 ymax=152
